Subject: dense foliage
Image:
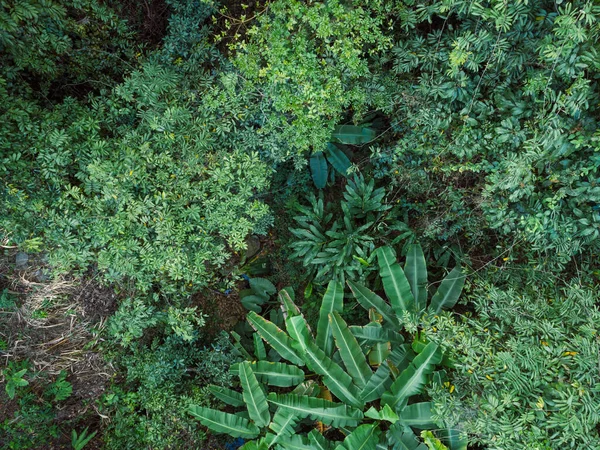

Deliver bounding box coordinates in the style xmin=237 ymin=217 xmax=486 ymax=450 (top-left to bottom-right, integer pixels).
xmin=2 ymin=0 xmax=600 ymax=449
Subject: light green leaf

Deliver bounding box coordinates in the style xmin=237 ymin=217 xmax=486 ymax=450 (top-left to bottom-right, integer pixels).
xmin=247 ymin=311 xmax=304 ymax=366
xmin=239 ymin=361 xmax=270 ymax=428
xmin=377 ymin=246 xmax=415 ymax=315
xmin=365 ymin=404 xmax=399 ymax=423
xmin=348 ymin=280 xmax=397 ymax=326
xmin=429 ymin=267 xmax=465 ymax=314
xmin=208 ymin=385 xmax=245 ymax=407
xmin=316 ymin=281 xmax=344 ymax=357
xmin=188 ymin=405 xmax=260 ymax=438
xmin=267 ymin=393 xmax=363 ymax=427
xmin=330 ymin=311 xmax=372 ymax=389
xmin=404 ymin=244 xmax=428 ymax=311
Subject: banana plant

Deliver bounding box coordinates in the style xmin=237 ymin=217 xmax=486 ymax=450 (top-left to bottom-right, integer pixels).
xmin=189 ymin=278 xmax=467 ymax=449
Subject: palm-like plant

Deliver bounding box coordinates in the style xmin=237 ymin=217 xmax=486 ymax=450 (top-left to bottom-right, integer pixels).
xmin=189 ymin=245 xmax=467 ymax=449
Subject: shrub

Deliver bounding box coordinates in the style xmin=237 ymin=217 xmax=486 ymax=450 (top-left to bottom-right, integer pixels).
xmin=427 ymin=281 xmax=600 ymax=449
xmin=189 ymin=245 xmax=467 ymax=449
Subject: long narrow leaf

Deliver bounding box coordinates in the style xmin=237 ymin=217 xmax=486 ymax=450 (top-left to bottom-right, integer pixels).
xmin=348 ymin=280 xmax=397 ymax=326
xmin=188 ymin=405 xmax=260 ymax=438
xmin=239 ymin=361 xmax=270 ymax=428
xmin=316 ymin=281 xmax=344 ymax=357
xmin=404 ymin=244 xmax=428 ymax=311
xmin=325 ymin=143 xmax=351 ymax=176
xmin=208 ymin=385 xmax=245 ymax=407
xmin=381 ymin=342 xmax=442 ymax=411
xmin=310 ymin=152 xmax=328 ymax=189
xmin=429 ymin=267 xmax=465 ymax=314
xmin=377 ymin=246 xmax=415 ymax=315
xmin=231 ymin=361 xmax=305 ymax=387
xmin=247 ymin=311 xmax=304 ymax=366
xmin=330 ymin=312 xmax=372 ymax=389
xmin=360 ymin=361 xmax=393 ymax=402
xmin=267 ymin=394 xmax=363 ymax=427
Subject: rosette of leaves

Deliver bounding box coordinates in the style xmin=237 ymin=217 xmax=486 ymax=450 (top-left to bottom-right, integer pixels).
xmin=188 ymin=245 xmax=467 ymax=449
xmin=289 ymin=175 xmax=393 ymax=283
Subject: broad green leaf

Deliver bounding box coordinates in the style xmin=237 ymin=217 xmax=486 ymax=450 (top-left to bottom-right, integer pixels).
xmin=336 ymin=423 xmax=380 ymax=450
xmin=381 ymin=342 xmax=442 ymax=410
xmin=267 ymin=410 xmax=299 ymax=447
xmin=377 ymin=246 xmax=415 ymax=315
xmin=254 ymin=333 xmax=267 ymax=360
xmin=291 ymin=380 xmax=320 ymax=397
xmin=242 ymin=294 xmax=268 ymax=313
xmin=365 ymin=405 xmax=399 ymax=423
xmin=308 ymin=429 xmax=332 ymax=450
xmin=241 ymin=440 xmax=269 ymax=450
xmin=250 ymin=277 xmax=277 ymax=300
xmin=279 ymin=289 xmax=301 ymax=319
xmin=360 ymin=361 xmax=393 ymax=402
xmin=310 ymin=152 xmax=328 ymax=189
xmin=188 ymin=405 xmax=260 ymax=438
xmin=387 ymin=425 xmax=428 ymax=450
xmin=350 ymin=323 xmax=404 ymax=344
xmin=247 ymin=311 xmax=304 ymax=366
xmin=420 ymin=431 xmax=448 ymax=450
xmin=404 ymin=244 xmax=428 ymax=311
xmin=348 ymin=280 xmax=397 ymax=326
xmin=332 ymin=125 xmax=376 ymax=145
xmin=316 ymin=281 xmax=344 ymax=357
xmin=239 ymin=361 xmax=270 ymax=428
xmin=429 ymin=267 xmax=465 ymax=314
xmin=286 ymin=314 xmax=313 ymax=344
xmin=368 ymin=341 xmax=391 ymax=366
xmin=277 ymin=434 xmax=313 ymax=449
xmin=400 ymin=402 xmax=437 ymax=429
xmin=439 ymin=428 xmax=468 ymax=450
xmin=267 ymin=393 xmax=363 ymax=427
xmin=231 ymin=361 xmax=305 ymax=387
xmin=292 ymin=338 xmax=364 ymax=409
xmin=330 ymin=311 xmax=372 ymax=389
xmin=208 ymin=385 xmax=245 ymax=407
xmin=325 ymin=143 xmax=351 ymax=176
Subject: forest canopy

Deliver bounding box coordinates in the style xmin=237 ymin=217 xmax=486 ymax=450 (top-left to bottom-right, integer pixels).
xmin=1 ymin=1 xmax=599 ymax=449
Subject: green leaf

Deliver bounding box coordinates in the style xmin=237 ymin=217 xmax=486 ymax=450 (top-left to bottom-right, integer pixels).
xmin=267 ymin=393 xmax=364 ymax=427
xmin=310 ymin=152 xmax=328 ymax=189
xmin=291 ymin=380 xmax=320 ymax=397
xmin=429 ymin=267 xmax=465 ymax=314
xmin=239 ymin=361 xmax=270 ymax=428
xmin=231 ymin=361 xmax=305 ymax=387
xmin=404 ymin=244 xmax=428 ymax=311
xmin=266 ymin=410 xmax=299 ymax=447
xmin=325 ymin=143 xmax=351 ymax=176
xmin=188 ymin=405 xmax=261 ymax=438
xmin=254 ymin=333 xmax=267 ymax=360
xmin=208 ymin=385 xmax=245 ymax=407
xmin=400 ymin=403 xmax=437 ymax=429
xmin=292 ymin=334 xmax=364 ymax=409
xmin=381 ymin=342 xmax=442 ymax=410
xmin=240 ymin=440 xmax=269 ymax=450
xmin=350 ymin=323 xmax=404 ymax=344
xmin=365 ymin=404 xmax=399 ymax=423
xmin=336 ymin=423 xmax=381 ymax=450
xmin=247 ymin=311 xmax=304 ymax=366
xmin=242 ymin=294 xmax=268 ymax=312
xmin=377 ymin=246 xmax=415 ymax=315
xmin=332 ymin=125 xmax=376 ymax=145
xmin=330 ymin=311 xmax=372 ymax=389
xmin=250 ymin=277 xmax=277 ymax=300
xmin=308 ymin=429 xmax=332 ymax=450
xmin=280 ymin=289 xmax=301 ymax=319
xmin=420 ymin=431 xmax=449 ymax=450
xmin=348 ymin=280 xmax=397 ymax=326
xmin=439 ymin=428 xmax=468 ymax=450
xmin=360 ymin=361 xmax=393 ymax=402
xmin=277 ymin=434 xmax=313 ymax=449
xmin=316 ymin=281 xmax=344 ymax=357
xmin=368 ymin=342 xmax=392 ymax=366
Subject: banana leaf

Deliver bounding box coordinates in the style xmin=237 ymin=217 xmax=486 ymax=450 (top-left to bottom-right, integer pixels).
xmin=188 ymin=405 xmax=260 ymax=438
xmin=308 ymin=429 xmax=332 ymax=450
xmin=329 ymin=311 xmax=372 ymax=389
xmin=231 ymin=361 xmax=305 ymax=387
xmin=404 ymin=244 xmax=428 ymax=311
xmin=247 ymin=311 xmax=304 ymax=366
xmin=208 ymin=385 xmax=245 ymax=407
xmin=316 ymin=281 xmax=344 ymax=357
xmin=332 ymin=125 xmax=376 ymax=145
xmin=239 ymin=361 xmax=270 ymax=428
xmin=399 ymin=402 xmax=437 ymax=429
xmin=334 ymin=423 xmax=381 ymax=450
xmin=348 ymin=280 xmax=398 ymax=326
xmin=325 ymin=143 xmax=351 ymax=176
xmin=310 ymin=152 xmax=328 ymax=189
xmin=360 ymin=361 xmax=393 ymax=402
xmin=429 ymin=267 xmax=465 ymax=314
xmin=377 ymin=246 xmax=415 ymax=315
xmin=267 ymin=393 xmax=363 ymax=427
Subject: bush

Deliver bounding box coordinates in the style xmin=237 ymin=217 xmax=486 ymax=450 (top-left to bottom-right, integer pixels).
xmin=427 ymin=281 xmax=600 ymax=449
